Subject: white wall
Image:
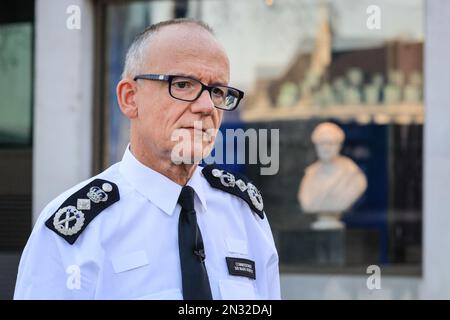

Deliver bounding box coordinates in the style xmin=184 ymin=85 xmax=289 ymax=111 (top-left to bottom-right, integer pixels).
xmin=33 ymin=0 xmax=94 ymax=223
xmin=422 ymin=0 xmax=450 ymax=299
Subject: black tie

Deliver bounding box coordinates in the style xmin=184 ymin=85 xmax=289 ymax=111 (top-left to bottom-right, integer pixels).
xmin=178 ymin=186 xmax=213 ymax=300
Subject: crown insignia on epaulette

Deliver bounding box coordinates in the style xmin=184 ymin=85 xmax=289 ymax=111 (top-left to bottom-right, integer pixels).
xmin=87 ymin=186 xmax=109 ymax=203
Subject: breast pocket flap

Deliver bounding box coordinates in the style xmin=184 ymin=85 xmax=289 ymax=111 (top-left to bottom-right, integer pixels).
xmin=112 ymin=250 xmax=149 ymax=273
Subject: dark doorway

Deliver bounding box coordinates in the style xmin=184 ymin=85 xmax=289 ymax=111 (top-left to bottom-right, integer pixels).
xmin=0 ymin=0 xmax=34 ymax=300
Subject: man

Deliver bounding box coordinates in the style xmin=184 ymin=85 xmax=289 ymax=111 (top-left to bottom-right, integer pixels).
xmin=14 ymin=18 xmax=280 ymax=300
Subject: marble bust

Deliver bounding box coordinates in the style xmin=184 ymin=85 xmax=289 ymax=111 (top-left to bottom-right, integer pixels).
xmin=298 ymin=122 xmax=367 ymax=230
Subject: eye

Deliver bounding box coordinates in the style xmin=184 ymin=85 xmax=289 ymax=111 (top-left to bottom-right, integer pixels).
xmin=212 ymin=87 xmax=226 ymax=98
xmin=173 ymin=81 xmax=192 ymax=90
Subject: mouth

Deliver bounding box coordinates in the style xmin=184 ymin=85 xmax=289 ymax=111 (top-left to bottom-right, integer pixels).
xmin=181 ymin=126 xmax=212 ymax=134
xmin=179 ymin=126 xmax=216 ymax=142
xmin=183 ymin=126 xmax=205 ymax=131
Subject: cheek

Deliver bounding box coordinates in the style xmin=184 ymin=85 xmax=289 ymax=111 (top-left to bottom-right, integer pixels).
xmin=213 ymin=110 xmax=224 ymax=129
xmin=138 ymin=92 xmax=173 ymax=134
xmin=135 ymin=108 xmax=165 ymax=149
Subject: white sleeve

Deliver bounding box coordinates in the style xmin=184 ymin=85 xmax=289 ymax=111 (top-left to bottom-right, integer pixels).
xmin=260 ymin=212 xmax=281 ymax=300
xmin=266 ymin=251 xmax=281 ymax=300
xmin=14 ymin=208 xmax=97 ymax=300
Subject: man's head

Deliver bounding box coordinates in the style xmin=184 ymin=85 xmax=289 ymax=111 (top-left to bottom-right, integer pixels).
xmin=311 ymin=122 xmax=345 ymax=163
xmin=117 ymin=19 xmax=231 ymax=165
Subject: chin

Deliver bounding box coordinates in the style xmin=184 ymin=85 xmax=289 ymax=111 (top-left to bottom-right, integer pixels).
xmin=170 ymin=145 xmax=211 ymax=165
xmin=170 ymin=133 xmax=215 ymax=164
xmin=191 ymin=142 xmax=214 ymax=163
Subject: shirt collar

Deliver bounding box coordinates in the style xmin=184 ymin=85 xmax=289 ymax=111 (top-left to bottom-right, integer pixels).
xmin=119 ymin=145 xmax=207 ymax=215
xmin=186 ymin=163 xmax=208 ymax=212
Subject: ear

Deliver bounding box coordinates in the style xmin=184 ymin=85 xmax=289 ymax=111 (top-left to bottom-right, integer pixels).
xmin=116 ymin=79 xmax=138 ymax=119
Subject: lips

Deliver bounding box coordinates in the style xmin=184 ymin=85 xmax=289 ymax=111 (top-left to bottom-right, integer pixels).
xmin=181 ymin=126 xmax=214 ymax=134
xmin=178 ymin=127 xmax=216 ymax=143
xmin=183 ymin=127 xmax=205 ymax=131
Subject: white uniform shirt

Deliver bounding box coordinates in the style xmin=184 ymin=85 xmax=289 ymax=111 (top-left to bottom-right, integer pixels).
xmin=14 ymin=147 xmax=280 ymax=299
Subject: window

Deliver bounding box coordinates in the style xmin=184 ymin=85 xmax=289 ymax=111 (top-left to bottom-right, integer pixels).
xmin=0 ymin=22 xmax=32 ymax=145
xmin=0 ymin=0 xmax=34 ymax=300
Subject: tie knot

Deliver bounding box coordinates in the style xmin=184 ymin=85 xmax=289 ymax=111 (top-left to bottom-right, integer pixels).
xmin=178 ymin=186 xmax=195 ymax=212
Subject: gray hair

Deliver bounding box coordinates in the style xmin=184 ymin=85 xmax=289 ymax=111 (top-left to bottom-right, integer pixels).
xmin=121 ymin=18 xmax=214 ymax=79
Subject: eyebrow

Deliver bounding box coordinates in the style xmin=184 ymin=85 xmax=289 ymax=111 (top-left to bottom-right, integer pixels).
xmin=171 ymin=73 xmax=228 ymax=86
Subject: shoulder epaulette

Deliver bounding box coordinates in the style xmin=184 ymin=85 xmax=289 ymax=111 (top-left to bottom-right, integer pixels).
xmin=202 ymin=165 xmax=264 ymax=219
xmin=45 ymin=179 xmax=120 ymax=244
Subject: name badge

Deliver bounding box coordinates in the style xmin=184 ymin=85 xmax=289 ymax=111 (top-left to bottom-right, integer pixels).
xmin=226 ymin=257 xmax=256 ymax=280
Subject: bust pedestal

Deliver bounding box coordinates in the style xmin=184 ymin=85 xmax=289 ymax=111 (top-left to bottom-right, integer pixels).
xmin=311 ymin=211 xmax=344 ymax=230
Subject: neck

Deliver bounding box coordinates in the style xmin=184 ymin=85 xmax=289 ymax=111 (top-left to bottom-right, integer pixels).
xmin=129 ymin=144 xmax=198 ymax=186
xmin=321 ymin=156 xmax=340 ymax=171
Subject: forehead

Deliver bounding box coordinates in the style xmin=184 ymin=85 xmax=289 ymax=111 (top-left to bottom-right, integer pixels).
xmin=314 ymin=130 xmax=343 ymax=143
xmin=144 ymin=24 xmax=230 ymax=84
xmin=316 ymin=138 xmax=340 ymax=144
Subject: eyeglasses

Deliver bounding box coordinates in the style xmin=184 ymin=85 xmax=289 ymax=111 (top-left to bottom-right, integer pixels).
xmin=133 ymin=74 xmax=244 ymax=111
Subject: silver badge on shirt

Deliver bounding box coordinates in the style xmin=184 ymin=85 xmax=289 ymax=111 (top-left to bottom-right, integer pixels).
xmin=53 ymin=205 xmax=85 ymax=236
xmin=211 ymin=169 xmax=264 ymax=211
xmin=77 ymin=198 xmax=91 ymax=210
xmin=246 ymin=183 xmax=264 ymax=211
xmin=87 ymin=186 xmax=109 ymax=203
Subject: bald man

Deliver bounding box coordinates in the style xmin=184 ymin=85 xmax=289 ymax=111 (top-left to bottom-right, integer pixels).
xmin=14 ymin=19 xmax=280 ymax=300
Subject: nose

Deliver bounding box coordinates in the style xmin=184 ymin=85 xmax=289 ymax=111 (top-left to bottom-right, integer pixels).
xmin=190 ymin=89 xmax=215 ymax=115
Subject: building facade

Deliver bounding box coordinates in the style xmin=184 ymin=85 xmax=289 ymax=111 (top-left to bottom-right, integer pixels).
xmin=1 ymin=0 xmax=450 ymax=299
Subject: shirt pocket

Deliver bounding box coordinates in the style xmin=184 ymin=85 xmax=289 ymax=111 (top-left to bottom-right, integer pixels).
xmin=111 ymin=250 xmax=149 ymax=273
xmin=226 ymin=238 xmax=248 ymax=255
xmin=136 ymin=288 xmax=183 ymax=300
xmin=219 ymin=279 xmax=256 ymax=300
